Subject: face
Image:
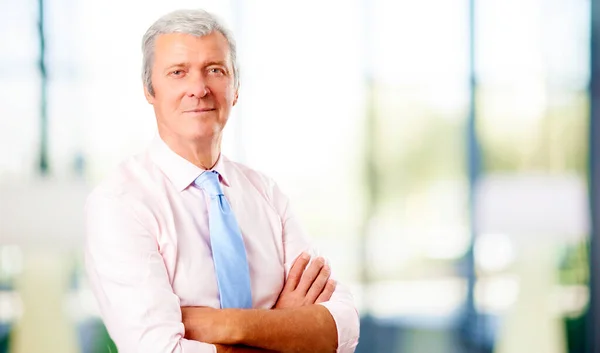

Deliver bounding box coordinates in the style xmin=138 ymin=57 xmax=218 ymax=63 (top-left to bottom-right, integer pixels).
xmin=145 ymin=32 xmax=238 ymax=144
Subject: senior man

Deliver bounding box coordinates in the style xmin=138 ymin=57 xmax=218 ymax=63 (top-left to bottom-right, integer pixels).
xmin=84 ymin=8 xmax=359 ymax=353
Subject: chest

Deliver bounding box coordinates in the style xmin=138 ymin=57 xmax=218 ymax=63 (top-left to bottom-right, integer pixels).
xmin=154 ymin=184 xmax=286 ymax=309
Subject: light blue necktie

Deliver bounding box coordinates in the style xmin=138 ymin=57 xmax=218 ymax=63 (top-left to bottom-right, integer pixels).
xmin=194 ymin=170 xmax=252 ymax=309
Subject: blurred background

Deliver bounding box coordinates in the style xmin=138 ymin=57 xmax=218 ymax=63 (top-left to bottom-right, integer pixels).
xmin=1 ymin=0 xmax=599 ymax=352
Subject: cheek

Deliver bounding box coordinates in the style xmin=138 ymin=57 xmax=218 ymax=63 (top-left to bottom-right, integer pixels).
xmin=156 ymin=91 xmax=185 ymax=111
xmin=219 ymin=86 xmax=237 ymax=105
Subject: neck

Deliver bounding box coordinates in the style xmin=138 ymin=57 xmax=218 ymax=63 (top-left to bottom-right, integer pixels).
xmin=159 ymin=131 xmax=222 ymax=170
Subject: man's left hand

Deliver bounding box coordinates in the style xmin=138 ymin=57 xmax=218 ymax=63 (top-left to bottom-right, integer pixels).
xmin=273 ymin=252 xmax=336 ymax=309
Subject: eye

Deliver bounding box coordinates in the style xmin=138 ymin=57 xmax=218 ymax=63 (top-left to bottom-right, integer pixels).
xmin=208 ymin=67 xmax=225 ymax=75
xmin=170 ymin=70 xmax=185 ymax=77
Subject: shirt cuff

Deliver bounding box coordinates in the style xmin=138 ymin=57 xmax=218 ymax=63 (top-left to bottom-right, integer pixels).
xmin=180 ymin=338 xmax=217 ymax=353
xmin=319 ymin=301 xmax=360 ymax=353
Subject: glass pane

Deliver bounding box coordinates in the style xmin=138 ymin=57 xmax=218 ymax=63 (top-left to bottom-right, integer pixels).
xmin=0 ymin=80 xmax=40 ymax=179
xmin=475 ymin=0 xmax=590 ymax=352
xmin=363 ymin=3 xmax=471 ymax=352
xmin=0 ymin=0 xmax=38 ymax=73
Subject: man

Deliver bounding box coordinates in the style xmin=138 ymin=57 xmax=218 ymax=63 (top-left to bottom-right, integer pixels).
xmin=84 ymin=8 xmax=360 ymax=353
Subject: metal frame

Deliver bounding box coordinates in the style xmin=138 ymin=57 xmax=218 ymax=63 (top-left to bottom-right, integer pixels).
xmin=587 ymin=0 xmax=600 ymax=351
xmin=37 ymin=0 xmax=49 ymax=175
xmin=459 ymin=0 xmax=485 ymax=350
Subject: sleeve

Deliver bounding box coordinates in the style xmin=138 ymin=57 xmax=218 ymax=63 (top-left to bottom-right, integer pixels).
xmin=84 ymin=191 xmax=217 ymax=353
xmin=270 ymin=181 xmax=360 ymax=353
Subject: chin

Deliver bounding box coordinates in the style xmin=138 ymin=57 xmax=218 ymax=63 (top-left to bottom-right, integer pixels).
xmin=184 ymin=126 xmax=220 ymax=141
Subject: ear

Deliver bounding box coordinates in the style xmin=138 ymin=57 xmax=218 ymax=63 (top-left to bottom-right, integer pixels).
xmin=232 ymin=85 xmax=239 ymax=106
xmin=143 ymin=85 xmax=155 ymax=104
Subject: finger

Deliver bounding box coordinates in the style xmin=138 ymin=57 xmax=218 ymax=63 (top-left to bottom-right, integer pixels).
xmin=296 ymin=257 xmax=325 ymax=294
xmin=284 ymin=252 xmax=310 ymax=291
xmin=305 ymin=264 xmax=331 ymax=304
xmin=316 ymin=279 xmax=336 ymax=303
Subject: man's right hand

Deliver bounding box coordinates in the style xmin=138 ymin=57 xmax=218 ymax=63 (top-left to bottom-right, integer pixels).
xmin=273 ymin=252 xmax=336 ymax=309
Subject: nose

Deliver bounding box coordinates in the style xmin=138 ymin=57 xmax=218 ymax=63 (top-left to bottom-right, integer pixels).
xmin=187 ymin=74 xmax=210 ymax=98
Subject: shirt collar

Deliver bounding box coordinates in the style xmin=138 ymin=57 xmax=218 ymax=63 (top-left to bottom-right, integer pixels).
xmin=148 ymin=135 xmax=231 ymax=192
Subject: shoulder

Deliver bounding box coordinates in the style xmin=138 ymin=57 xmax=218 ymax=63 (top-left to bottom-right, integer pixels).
xmin=226 ymin=158 xmax=275 ymax=187
xmin=224 ymin=158 xmax=277 ymax=195
xmin=221 ymin=157 xmax=295 ymax=217
xmin=85 ymin=152 xmax=157 ymax=216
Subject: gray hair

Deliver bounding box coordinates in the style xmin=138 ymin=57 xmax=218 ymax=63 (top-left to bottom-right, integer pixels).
xmin=141 ymin=9 xmax=239 ymax=96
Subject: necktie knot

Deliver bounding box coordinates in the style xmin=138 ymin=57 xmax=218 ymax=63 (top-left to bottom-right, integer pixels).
xmin=194 ymin=171 xmax=223 ymax=197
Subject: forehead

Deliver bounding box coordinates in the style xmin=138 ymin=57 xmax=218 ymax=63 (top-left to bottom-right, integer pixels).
xmin=153 ymin=31 xmax=231 ymax=66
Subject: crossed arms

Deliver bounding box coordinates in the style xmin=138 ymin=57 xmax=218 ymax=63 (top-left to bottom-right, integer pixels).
xmin=182 ymin=253 xmax=339 ymax=353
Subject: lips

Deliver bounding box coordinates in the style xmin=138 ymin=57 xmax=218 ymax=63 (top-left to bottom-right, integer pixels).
xmin=184 ymin=108 xmax=215 ymax=113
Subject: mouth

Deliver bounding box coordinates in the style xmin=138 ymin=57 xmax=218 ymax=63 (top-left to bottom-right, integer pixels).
xmin=184 ymin=108 xmax=216 ymax=113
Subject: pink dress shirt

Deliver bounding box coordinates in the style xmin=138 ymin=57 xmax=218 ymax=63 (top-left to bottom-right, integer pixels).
xmin=84 ymin=136 xmax=360 ymax=353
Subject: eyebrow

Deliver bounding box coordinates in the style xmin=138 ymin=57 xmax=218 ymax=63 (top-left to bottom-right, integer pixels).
xmin=163 ymin=61 xmax=229 ymax=72
xmin=204 ymin=61 xmax=229 ymax=70
xmin=164 ymin=63 xmax=188 ymax=72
